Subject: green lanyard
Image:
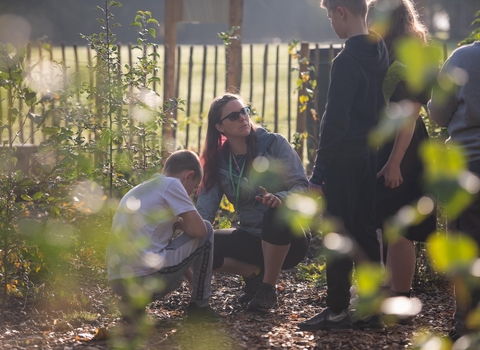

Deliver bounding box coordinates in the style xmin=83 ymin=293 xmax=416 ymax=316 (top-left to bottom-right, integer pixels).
xmin=229 ymin=152 xmax=246 ymax=207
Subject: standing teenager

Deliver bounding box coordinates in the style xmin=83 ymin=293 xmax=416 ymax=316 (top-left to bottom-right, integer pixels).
xmin=298 ymin=0 xmax=388 ymax=332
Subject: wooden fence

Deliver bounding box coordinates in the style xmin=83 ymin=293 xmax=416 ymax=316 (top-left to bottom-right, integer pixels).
xmin=0 ymin=42 xmax=342 ymax=162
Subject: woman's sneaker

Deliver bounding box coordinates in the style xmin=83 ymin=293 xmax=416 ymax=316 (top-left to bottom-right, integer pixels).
xmin=246 ymin=282 xmax=278 ymax=312
xmin=238 ymin=270 xmax=264 ymax=303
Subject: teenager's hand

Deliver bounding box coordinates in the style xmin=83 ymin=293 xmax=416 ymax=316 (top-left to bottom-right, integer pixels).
xmin=377 ymin=162 xmax=403 ymax=188
xmin=255 ymin=186 xmax=282 ymax=208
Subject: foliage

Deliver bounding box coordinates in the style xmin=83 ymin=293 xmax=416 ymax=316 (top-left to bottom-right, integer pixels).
xmin=0 ymin=0 xmax=183 ymax=323
xmin=458 ymin=10 xmax=480 ymax=46
xmin=296 ymin=261 xmax=326 ymax=287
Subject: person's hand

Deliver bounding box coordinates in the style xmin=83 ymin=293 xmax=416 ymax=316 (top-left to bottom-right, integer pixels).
xmin=309 ymin=183 xmax=323 ymax=197
xmin=255 ymin=186 xmax=282 ymax=208
xmin=173 ymin=217 xmax=185 ymax=232
xmin=377 ymin=162 xmax=403 ymax=188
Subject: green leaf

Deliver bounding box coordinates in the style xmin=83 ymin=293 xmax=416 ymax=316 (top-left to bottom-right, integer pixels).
xmin=427 ymin=233 xmax=478 ymax=273
xmin=33 ymin=192 xmax=43 ymax=200
xmin=355 ymin=263 xmax=384 ymax=297
xmin=130 ymin=21 xmax=142 ymax=28
xmin=21 ymin=194 xmax=33 ymax=201
xmin=148 ymin=28 xmax=156 ymax=39
xmin=147 ymin=18 xmax=159 ymax=26
xmin=41 ymin=126 xmax=60 ymax=135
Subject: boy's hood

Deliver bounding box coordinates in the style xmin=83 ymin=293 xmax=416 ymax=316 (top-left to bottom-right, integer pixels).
xmin=343 ymin=32 xmax=389 ymax=73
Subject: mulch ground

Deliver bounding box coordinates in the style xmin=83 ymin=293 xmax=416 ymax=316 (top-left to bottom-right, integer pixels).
xmin=0 ymin=238 xmax=455 ymax=349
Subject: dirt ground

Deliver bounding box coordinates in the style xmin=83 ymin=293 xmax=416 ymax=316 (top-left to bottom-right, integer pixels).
xmin=0 ymin=238 xmax=456 ymax=349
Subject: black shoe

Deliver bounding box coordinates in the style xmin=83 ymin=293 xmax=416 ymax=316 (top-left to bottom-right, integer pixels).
xmin=448 ymin=328 xmax=461 ymax=342
xmin=186 ymin=303 xmax=221 ymax=323
xmin=246 ymin=282 xmax=278 ymax=312
xmin=238 ymin=270 xmax=264 ymax=303
xmin=351 ymin=312 xmax=385 ymax=332
xmin=298 ymin=308 xmax=353 ymax=332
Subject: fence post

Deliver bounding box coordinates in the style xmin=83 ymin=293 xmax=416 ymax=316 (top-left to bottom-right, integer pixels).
xmin=296 ymin=42 xmax=309 ymax=161
xmin=198 ymin=45 xmax=207 ymax=152
xmin=287 ymin=47 xmax=292 ymax=142
xmin=274 ymin=45 xmax=279 ymax=133
xmin=261 ymin=44 xmax=268 ymax=124
xmin=185 ymin=46 xmax=194 ymax=149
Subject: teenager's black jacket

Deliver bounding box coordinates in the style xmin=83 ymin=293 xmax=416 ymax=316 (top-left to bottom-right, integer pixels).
xmin=310 ymin=32 xmax=389 ymax=186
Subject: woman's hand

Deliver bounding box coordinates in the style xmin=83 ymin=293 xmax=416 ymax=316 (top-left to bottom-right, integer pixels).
xmin=377 ymin=162 xmax=403 ymax=188
xmin=255 ymin=186 xmax=282 ymax=208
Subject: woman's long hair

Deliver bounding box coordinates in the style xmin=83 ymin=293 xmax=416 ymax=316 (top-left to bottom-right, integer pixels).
xmin=200 ymin=93 xmax=257 ymax=192
xmin=375 ymin=0 xmax=428 ymax=60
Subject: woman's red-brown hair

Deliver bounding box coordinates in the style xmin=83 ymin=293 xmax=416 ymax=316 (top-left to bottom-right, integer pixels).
xmin=200 ymin=93 xmax=257 ymax=192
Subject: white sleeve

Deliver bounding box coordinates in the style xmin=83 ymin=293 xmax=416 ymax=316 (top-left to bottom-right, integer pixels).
xmin=164 ymin=179 xmax=197 ymax=216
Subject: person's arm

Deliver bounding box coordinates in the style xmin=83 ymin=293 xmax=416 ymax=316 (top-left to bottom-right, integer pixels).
xmin=310 ymin=57 xmax=358 ymax=186
xmin=428 ymin=57 xmax=458 ymax=127
xmin=197 ymin=182 xmax=224 ymax=223
xmin=377 ymin=102 xmax=422 ymax=188
xmin=270 ymin=136 xmax=309 ymax=200
xmin=178 ymin=210 xmax=207 ymax=238
xmin=165 ymin=179 xmax=207 ymax=239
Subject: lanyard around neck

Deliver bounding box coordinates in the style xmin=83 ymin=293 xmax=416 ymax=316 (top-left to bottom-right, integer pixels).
xmin=229 ymin=151 xmax=246 ymax=208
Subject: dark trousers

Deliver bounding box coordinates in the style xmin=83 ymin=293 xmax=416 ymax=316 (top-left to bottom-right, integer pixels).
xmin=212 ymin=207 xmax=310 ymax=270
xmin=323 ymin=150 xmax=380 ymax=312
xmin=453 ymin=160 xmax=480 ymax=335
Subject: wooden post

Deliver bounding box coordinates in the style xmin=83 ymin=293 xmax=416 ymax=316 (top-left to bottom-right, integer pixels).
xmin=227 ymin=0 xmax=243 ymax=93
xmin=163 ymin=0 xmax=182 ymax=145
xmin=296 ymin=42 xmax=309 ymax=161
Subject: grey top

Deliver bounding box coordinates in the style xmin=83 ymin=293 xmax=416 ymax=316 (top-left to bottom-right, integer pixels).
xmin=428 ymin=41 xmax=480 ymax=162
xmin=197 ymin=127 xmax=308 ymax=237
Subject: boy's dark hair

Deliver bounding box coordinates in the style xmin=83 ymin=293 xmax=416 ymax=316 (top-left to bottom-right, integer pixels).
xmin=321 ymin=0 xmax=369 ymax=17
xmin=163 ymin=150 xmax=203 ymax=180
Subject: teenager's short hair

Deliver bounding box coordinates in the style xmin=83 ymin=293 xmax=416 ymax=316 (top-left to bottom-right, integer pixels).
xmin=321 ymin=0 xmax=369 ymax=17
xmin=163 ymin=150 xmax=203 ymax=180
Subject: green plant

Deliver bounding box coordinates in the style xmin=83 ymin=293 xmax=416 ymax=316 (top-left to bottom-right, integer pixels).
xmin=0 ymin=0 xmax=184 ymax=322
xmin=295 ymin=261 xmax=326 ymax=287
xmin=458 ymin=10 xmax=480 ymax=46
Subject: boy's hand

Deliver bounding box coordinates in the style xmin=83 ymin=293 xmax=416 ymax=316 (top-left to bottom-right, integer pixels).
xmin=255 ymin=186 xmax=282 ymax=208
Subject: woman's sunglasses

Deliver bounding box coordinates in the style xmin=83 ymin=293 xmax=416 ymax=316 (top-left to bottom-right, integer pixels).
xmin=219 ymin=107 xmax=251 ymax=123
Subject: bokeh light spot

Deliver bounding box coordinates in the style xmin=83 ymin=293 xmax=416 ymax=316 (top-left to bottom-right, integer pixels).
xmin=126 ymin=196 xmax=142 ymax=212
xmin=417 ymin=196 xmax=435 ymax=216
xmin=324 ymin=232 xmax=353 ymax=254
xmin=71 ymin=180 xmax=105 ymax=214
xmin=0 ymin=15 xmax=31 ymax=48
xmin=458 ymin=171 xmax=480 ymax=194
xmin=285 ymin=193 xmax=317 ymax=217
xmin=252 ymin=156 xmax=269 ymax=173
xmin=397 ymin=205 xmax=416 ymax=226
xmin=381 ymin=296 xmax=422 ymax=317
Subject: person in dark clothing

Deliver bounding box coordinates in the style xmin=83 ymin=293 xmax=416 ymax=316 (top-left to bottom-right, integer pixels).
xmin=373 ymin=0 xmax=436 ymax=311
xmin=298 ymin=0 xmax=389 ymax=332
xmin=429 ymin=41 xmax=480 ymax=341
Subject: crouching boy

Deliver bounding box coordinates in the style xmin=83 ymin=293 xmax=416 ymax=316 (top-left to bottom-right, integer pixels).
xmin=106 ymin=150 xmax=218 ymax=328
